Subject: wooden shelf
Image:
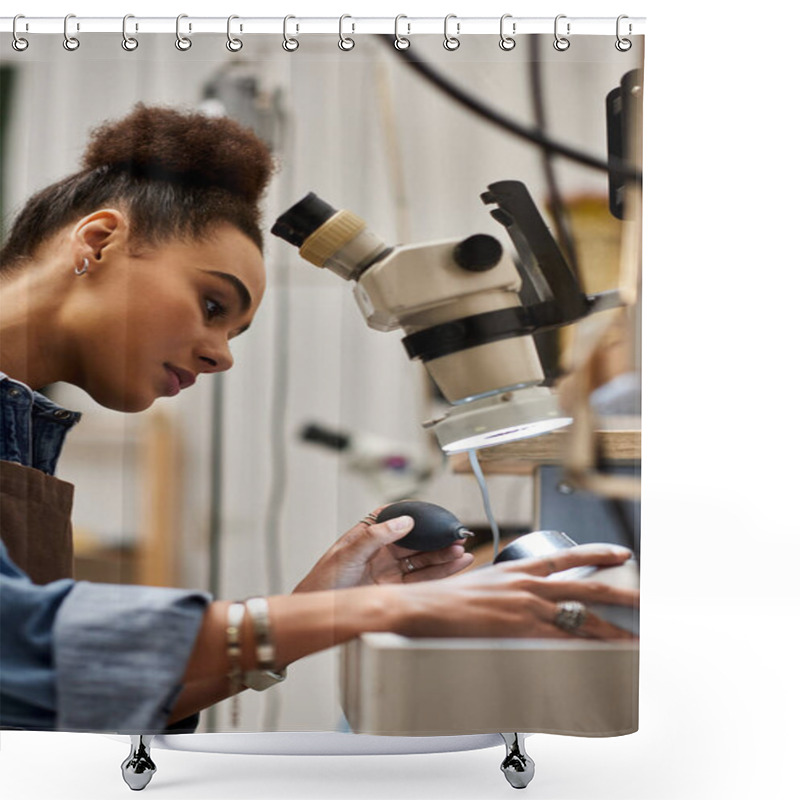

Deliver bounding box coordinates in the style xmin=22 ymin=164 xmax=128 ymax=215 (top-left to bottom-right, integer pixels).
xmin=450 ymin=421 xmax=641 ymax=475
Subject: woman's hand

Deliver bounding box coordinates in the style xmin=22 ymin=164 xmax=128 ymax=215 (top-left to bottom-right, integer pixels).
xmin=293 ymin=507 xmax=474 ymax=593
xmin=264 ymin=543 xmax=637 ymax=673
xmin=390 ymin=543 xmax=639 ymax=641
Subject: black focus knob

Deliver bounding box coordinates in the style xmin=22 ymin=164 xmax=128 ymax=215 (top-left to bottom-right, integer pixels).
xmin=452 ymin=234 xmax=503 ymax=272
xmin=375 ymin=500 xmax=473 ymax=552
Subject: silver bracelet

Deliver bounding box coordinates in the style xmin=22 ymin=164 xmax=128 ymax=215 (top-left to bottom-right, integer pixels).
xmin=226 ymin=601 xmax=246 ymax=726
xmin=242 ymin=596 xmax=286 ymax=691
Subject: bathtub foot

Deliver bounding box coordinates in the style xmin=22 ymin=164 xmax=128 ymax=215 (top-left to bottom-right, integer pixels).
xmin=121 ymin=734 xmax=156 ymax=791
xmin=500 ymin=733 xmax=534 ymax=789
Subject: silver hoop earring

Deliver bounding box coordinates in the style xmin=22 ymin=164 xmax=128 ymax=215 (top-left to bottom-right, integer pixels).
xmin=74 ymin=258 xmax=89 ymax=276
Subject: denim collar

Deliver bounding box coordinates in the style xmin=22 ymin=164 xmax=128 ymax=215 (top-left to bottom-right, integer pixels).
xmin=0 ymin=372 xmax=81 ymax=475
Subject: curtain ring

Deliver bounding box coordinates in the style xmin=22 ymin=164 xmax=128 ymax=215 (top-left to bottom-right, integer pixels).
xmin=553 ymin=14 xmax=570 ymax=51
xmin=175 ymin=14 xmax=192 ymax=51
xmin=227 ymin=15 xmax=243 ymax=51
xmin=615 ymin=15 xmax=632 ymax=51
xmin=443 ymin=14 xmax=460 ymax=51
xmin=499 ymin=14 xmax=516 ymax=51
xmin=339 ymin=14 xmax=355 ymax=51
xmin=394 ymin=15 xmax=410 ymax=50
xmin=282 ymin=15 xmax=299 ymax=51
xmin=63 ymin=13 xmax=80 ymax=51
xmin=12 ymin=15 xmax=29 ymax=52
xmin=122 ymin=14 xmax=139 ymax=51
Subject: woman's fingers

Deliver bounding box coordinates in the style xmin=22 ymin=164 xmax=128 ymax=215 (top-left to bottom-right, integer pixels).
xmin=401 ymin=551 xmax=474 ymax=582
xmin=501 ymin=544 xmax=632 ymax=578
xmin=577 ymin=611 xmax=638 ymax=640
xmin=344 ymin=514 xmax=416 ymax=557
xmin=510 ymin=590 xmax=636 ymax=641
xmin=520 ymin=578 xmax=639 ymax=608
xmin=398 ymin=543 xmax=468 ymax=567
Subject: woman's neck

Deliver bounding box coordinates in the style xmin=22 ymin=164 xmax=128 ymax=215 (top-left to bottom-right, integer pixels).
xmin=0 ymin=257 xmax=74 ymax=390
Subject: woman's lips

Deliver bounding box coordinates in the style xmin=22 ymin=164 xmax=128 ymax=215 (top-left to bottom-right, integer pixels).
xmin=164 ymin=364 xmax=196 ymax=396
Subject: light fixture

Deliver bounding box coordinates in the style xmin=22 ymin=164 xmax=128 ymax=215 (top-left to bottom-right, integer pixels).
xmin=428 ymin=385 xmax=572 ymax=454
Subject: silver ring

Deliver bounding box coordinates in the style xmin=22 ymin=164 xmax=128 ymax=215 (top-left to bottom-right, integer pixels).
xmin=122 ymin=14 xmax=139 ymax=51
xmin=443 ymin=14 xmax=460 ymax=51
xmin=175 ymin=14 xmax=192 ymax=51
xmin=394 ymin=15 xmax=410 ymax=50
xmin=63 ymin=14 xmax=80 ymax=51
xmin=282 ymin=15 xmax=299 ymax=51
xmin=499 ymin=14 xmax=516 ymax=51
xmin=403 ymin=557 xmax=416 ymax=574
xmin=615 ymin=15 xmax=632 ymax=52
xmin=554 ymin=601 xmax=587 ymax=633
xmin=338 ymin=15 xmax=355 ymax=51
xmin=360 ymin=512 xmax=378 ymax=526
xmin=553 ymin=14 xmax=570 ymax=51
xmin=227 ymin=15 xmax=243 ymax=52
xmin=12 ymin=15 xmax=29 ymax=52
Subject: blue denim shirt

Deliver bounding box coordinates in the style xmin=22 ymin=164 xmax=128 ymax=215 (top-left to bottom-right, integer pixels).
xmin=0 ymin=372 xmax=81 ymax=474
xmin=1 ymin=372 xmax=210 ymax=732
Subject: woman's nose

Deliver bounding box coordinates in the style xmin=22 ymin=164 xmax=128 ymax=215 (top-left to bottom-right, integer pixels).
xmin=197 ymin=338 xmax=234 ymax=373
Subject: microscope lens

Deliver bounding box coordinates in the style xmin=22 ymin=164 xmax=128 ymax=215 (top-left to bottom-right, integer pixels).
xmin=271 ymin=192 xmax=338 ymax=247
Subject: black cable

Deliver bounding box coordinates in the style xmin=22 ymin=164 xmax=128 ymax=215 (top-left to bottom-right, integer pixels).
xmin=377 ymin=35 xmax=642 ymax=184
xmin=528 ymin=36 xmax=581 ymax=276
xmin=527 ymin=36 xmax=581 ymax=380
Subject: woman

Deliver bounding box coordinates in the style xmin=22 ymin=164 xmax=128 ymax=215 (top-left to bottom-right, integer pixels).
xmin=0 ymin=104 xmax=637 ymax=733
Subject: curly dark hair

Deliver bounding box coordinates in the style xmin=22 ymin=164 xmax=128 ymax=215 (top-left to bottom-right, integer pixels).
xmin=0 ymin=104 xmax=276 ymax=271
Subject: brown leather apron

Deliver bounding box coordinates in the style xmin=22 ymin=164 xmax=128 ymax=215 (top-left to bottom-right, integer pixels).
xmin=0 ymin=460 xmax=75 ymax=584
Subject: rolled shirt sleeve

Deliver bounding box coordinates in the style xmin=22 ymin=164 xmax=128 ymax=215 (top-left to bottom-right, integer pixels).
xmin=1 ymin=545 xmax=75 ymax=729
xmin=2 ymin=540 xmax=211 ymax=733
xmin=53 ymin=581 xmax=211 ymax=733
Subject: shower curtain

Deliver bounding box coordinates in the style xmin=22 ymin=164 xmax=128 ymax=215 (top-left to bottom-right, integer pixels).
xmin=0 ymin=12 xmax=643 ymax=773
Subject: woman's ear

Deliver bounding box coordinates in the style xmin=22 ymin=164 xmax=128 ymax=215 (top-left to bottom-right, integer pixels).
xmin=72 ymin=209 xmax=129 ymax=264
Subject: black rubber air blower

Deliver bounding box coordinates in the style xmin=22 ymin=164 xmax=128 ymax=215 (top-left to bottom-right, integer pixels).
xmin=375 ymin=500 xmax=474 ymax=552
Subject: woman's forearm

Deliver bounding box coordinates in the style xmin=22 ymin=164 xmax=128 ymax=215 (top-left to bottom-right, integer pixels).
xmin=176 ymin=586 xmax=399 ymax=696
xmin=268 ymin=585 xmax=400 ymax=668
xmin=167 ymin=675 xmax=236 ymax=725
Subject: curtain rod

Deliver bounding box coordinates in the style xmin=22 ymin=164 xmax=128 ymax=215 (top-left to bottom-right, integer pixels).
xmin=1 ymin=16 xmax=646 ymax=37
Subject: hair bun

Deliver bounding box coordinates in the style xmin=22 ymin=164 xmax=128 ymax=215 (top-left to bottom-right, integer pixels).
xmin=82 ymin=103 xmax=273 ymax=205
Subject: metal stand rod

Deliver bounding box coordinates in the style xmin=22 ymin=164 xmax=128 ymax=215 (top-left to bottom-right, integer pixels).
xmin=500 ymin=732 xmax=535 ymax=789
xmin=121 ymin=734 xmax=157 ymax=791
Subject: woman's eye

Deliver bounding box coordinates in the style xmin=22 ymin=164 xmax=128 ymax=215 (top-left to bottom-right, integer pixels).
xmin=204 ymin=297 xmax=227 ymax=320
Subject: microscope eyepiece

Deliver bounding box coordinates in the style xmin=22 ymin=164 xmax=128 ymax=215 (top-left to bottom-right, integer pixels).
xmin=271 ymin=192 xmax=389 ymax=281
xmin=271 ymin=192 xmax=338 ymax=248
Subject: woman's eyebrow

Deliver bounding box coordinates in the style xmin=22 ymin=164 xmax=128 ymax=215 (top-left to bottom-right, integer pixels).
xmin=204 ymin=270 xmax=252 ymax=312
